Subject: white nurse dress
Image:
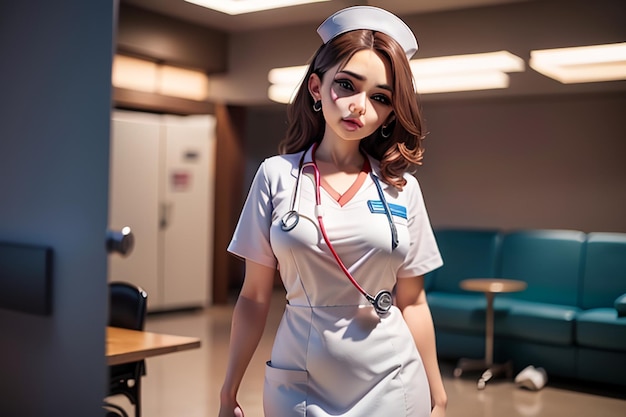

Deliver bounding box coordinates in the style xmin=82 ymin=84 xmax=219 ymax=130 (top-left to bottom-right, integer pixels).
xmin=228 ymin=146 xmax=443 ymax=417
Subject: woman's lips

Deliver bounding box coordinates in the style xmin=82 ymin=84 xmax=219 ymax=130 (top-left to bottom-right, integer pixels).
xmin=342 ymin=118 xmax=363 ymax=131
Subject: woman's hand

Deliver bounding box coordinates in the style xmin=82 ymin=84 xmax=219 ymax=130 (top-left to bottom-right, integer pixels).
xmin=218 ymin=400 xmax=244 ymax=417
xmin=396 ymin=277 xmax=448 ymax=417
xmin=431 ymin=403 xmax=446 ymax=417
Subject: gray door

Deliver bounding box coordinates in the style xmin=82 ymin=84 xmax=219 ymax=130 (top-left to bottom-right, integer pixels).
xmin=0 ymin=1 xmax=116 ymax=415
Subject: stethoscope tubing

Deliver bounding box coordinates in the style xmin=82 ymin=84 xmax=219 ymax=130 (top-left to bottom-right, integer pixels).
xmin=280 ymin=161 xmax=316 ymax=232
xmin=281 ymin=150 xmax=394 ymax=314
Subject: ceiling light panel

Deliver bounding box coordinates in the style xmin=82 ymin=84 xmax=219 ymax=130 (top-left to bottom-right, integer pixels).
xmin=185 ymin=0 xmax=330 ymax=15
xmin=415 ymin=72 xmax=511 ymax=94
xmin=267 ymin=65 xmax=308 ymax=103
xmin=268 ymin=65 xmax=309 ymax=85
xmin=410 ymin=51 xmax=525 ymax=78
xmin=530 ymin=42 xmax=626 ymax=83
xmin=267 ymin=51 xmax=527 ymax=102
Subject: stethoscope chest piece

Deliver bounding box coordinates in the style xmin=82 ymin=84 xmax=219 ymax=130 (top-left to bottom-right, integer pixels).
xmin=281 ymin=210 xmax=299 ymax=231
xmin=372 ymin=290 xmax=393 ymax=315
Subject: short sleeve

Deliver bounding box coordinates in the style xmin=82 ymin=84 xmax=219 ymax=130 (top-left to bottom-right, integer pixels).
xmin=397 ymin=176 xmax=443 ymax=278
xmin=227 ymin=161 xmax=278 ymax=268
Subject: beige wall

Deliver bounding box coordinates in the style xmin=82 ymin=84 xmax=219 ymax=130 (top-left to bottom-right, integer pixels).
xmin=418 ymin=93 xmax=626 ymax=232
xmin=245 ymin=91 xmax=626 ymax=233
xmin=232 ymin=0 xmax=626 ymax=233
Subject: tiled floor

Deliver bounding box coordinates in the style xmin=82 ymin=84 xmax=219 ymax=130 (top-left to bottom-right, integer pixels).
xmin=107 ymin=290 xmax=626 ymax=417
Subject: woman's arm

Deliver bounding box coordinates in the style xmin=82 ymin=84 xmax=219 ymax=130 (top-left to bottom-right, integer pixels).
xmin=396 ymin=276 xmax=447 ymax=416
xmin=219 ymin=260 xmax=276 ymax=417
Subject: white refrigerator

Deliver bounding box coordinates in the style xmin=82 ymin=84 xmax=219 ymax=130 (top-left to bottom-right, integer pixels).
xmin=108 ymin=110 xmax=216 ymax=310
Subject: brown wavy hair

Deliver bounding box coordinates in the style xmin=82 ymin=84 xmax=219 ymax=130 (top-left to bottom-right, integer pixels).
xmin=278 ymin=30 xmax=426 ymax=191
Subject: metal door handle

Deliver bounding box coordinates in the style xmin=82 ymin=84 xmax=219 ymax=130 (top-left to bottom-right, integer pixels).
xmin=106 ymin=226 xmax=134 ymax=256
xmin=159 ymin=202 xmax=173 ymax=230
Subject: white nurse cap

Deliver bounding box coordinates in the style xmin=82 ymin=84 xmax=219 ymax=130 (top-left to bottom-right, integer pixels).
xmin=317 ymin=6 xmax=418 ymax=59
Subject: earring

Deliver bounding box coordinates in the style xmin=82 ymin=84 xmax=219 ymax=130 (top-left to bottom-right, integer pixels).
xmin=381 ymin=123 xmax=392 ymax=138
xmin=313 ymin=100 xmax=322 ymax=112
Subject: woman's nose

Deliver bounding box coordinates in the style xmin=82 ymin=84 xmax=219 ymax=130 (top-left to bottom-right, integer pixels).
xmin=348 ymin=92 xmax=367 ymax=115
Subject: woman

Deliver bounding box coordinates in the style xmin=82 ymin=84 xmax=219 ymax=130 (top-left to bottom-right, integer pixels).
xmin=219 ymin=6 xmax=447 ymax=417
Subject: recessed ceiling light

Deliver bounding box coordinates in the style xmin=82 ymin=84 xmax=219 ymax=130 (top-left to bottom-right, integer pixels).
xmin=409 ymin=51 xmax=524 ymax=77
xmin=530 ymin=42 xmax=626 ymax=83
xmin=185 ymin=0 xmax=330 ymax=15
xmin=409 ymin=51 xmax=525 ymax=94
xmin=268 ymin=65 xmax=308 ymax=103
xmin=267 ymin=51 xmax=527 ymax=103
xmin=415 ymin=72 xmax=511 ymax=94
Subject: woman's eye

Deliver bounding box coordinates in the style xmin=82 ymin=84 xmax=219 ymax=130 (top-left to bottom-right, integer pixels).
xmin=334 ymin=79 xmax=354 ymax=91
xmin=373 ymin=94 xmax=391 ymax=105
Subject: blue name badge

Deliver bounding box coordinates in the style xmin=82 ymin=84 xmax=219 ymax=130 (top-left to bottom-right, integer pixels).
xmin=367 ymin=201 xmax=407 ymax=219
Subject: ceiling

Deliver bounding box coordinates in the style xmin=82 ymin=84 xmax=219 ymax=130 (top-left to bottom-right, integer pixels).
xmin=120 ymin=0 xmax=535 ymax=32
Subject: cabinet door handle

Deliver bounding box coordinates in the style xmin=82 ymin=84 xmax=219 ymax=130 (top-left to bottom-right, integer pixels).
xmin=159 ymin=202 xmax=173 ymax=230
xmin=106 ymin=226 xmax=134 ymax=256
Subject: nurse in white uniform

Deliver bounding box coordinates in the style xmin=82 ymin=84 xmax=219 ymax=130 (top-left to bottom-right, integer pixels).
xmin=219 ymin=6 xmax=448 ymax=417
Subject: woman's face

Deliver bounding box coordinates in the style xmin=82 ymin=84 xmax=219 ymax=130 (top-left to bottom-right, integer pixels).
xmin=311 ymin=49 xmax=395 ymax=142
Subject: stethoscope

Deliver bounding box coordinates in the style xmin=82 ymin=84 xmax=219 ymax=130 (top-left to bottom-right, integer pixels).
xmin=280 ymin=148 xmax=398 ymax=315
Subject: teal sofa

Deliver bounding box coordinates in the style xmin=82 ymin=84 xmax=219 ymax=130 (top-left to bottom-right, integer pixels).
xmin=426 ymin=229 xmax=626 ymax=387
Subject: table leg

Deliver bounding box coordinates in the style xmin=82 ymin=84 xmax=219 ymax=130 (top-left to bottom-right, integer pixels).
xmin=476 ymin=292 xmax=513 ymax=389
xmin=453 ymin=292 xmax=494 ymax=378
xmin=454 ymin=291 xmax=514 ymax=389
xmin=485 ymin=292 xmax=494 ymax=366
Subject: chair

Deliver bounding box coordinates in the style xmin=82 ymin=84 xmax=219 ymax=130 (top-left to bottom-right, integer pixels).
xmin=105 ymin=281 xmax=148 ymax=417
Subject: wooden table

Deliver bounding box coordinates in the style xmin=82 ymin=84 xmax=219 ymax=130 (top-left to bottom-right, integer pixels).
xmin=106 ymin=326 xmax=201 ymax=366
xmin=105 ymin=326 xmax=201 ymax=417
xmin=454 ymin=278 xmax=527 ymax=389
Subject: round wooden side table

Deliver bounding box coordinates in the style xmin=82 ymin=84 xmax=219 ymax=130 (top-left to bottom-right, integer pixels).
xmin=454 ymin=278 xmax=527 ymax=389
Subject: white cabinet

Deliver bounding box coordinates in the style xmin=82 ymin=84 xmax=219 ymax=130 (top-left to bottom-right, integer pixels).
xmin=108 ymin=110 xmax=216 ymax=310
